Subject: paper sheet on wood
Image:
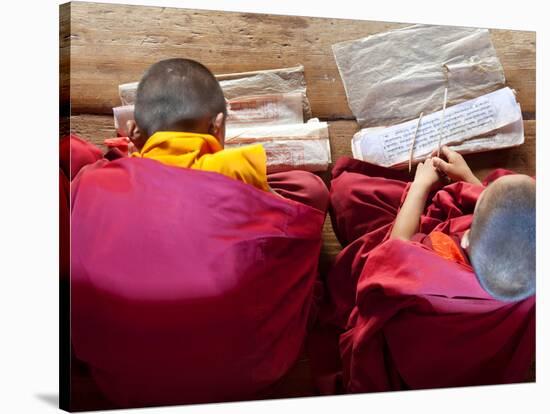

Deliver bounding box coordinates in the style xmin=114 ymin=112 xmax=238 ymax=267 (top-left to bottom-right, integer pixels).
xmin=226 ymin=93 xmax=304 ymax=126
xmin=226 ymin=120 xmax=330 ymax=173
xmin=332 ymin=25 xmax=506 ymax=128
xmin=217 ymin=65 xmax=312 ymax=120
xmin=114 ymin=66 xmax=330 ymax=172
xmin=112 ymin=93 xmax=304 ymax=136
xmin=351 ymin=87 xmax=523 ymax=168
xmin=118 ymin=65 xmax=312 ymax=119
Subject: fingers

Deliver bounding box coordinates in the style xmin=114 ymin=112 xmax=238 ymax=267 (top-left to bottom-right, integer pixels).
xmin=426 ymin=157 xmax=438 ymax=168
xmin=440 ymin=145 xmax=456 ymax=160
xmin=432 ymin=156 xmax=451 ymax=173
xmin=431 ymin=147 xmax=453 ymax=161
xmin=417 ymin=158 xmax=438 ymax=172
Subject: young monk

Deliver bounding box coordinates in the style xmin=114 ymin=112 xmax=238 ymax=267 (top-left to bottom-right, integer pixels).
xmin=122 ymin=58 xmax=327 ymax=209
xmin=69 ymin=58 xmax=328 ymax=409
xmin=127 ymin=58 xmax=269 ymax=192
xmin=309 ymin=147 xmax=535 ymax=394
xmin=392 ymin=148 xmax=535 ymax=301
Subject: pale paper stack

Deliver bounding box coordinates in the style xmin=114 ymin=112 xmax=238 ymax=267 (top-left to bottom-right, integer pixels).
xmin=351 ymin=87 xmax=523 ymax=168
xmin=226 ymin=119 xmax=331 ymax=173
xmin=332 ymin=25 xmax=524 ymax=168
xmin=114 ymin=66 xmax=331 ymax=173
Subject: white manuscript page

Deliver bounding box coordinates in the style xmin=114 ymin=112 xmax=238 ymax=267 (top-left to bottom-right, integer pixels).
xmin=352 ymin=88 xmax=523 ymax=167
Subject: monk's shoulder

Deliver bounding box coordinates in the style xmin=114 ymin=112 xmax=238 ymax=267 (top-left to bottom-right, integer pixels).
xmin=198 ymin=145 xmax=268 ymax=191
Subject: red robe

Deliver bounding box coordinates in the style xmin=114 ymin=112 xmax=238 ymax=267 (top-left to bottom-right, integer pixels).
xmin=60 ymin=134 xmax=103 ymax=180
xmin=59 ymin=168 xmax=70 ymax=281
xmin=70 ymin=140 xmax=326 ymax=408
xmin=312 ymin=156 xmax=535 ymax=393
xmin=60 ymin=135 xmax=98 ymax=280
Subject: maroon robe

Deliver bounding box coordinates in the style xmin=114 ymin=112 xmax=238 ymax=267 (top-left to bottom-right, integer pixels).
xmin=311 ymin=156 xmax=535 ymax=394
xmin=60 ymin=134 xmax=103 ymax=180
xmin=68 ymin=136 xmax=328 ymax=408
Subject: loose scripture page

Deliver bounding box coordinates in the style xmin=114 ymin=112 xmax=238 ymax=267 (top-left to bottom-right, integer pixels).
xmin=263 ymin=140 xmax=331 ymax=173
xmin=225 ymin=120 xmax=331 ymax=172
xmin=333 ymin=25 xmax=505 ymax=128
xmin=352 ymin=87 xmax=523 ymax=167
xmin=113 ymin=92 xmax=304 ymax=134
xmin=217 ymin=65 xmax=312 ymax=120
xmin=226 ymin=93 xmax=304 ymax=127
xmin=227 ymin=139 xmax=331 ymax=173
xmin=225 ymin=119 xmax=328 ymax=143
xmin=118 ymin=66 xmax=312 ymax=119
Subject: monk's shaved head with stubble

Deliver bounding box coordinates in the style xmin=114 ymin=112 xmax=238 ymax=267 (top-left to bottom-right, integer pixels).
xmin=133 ymin=58 xmax=227 ymax=144
xmin=468 ymin=175 xmax=536 ymax=302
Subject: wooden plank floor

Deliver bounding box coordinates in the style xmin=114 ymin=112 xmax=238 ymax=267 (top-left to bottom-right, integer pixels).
xmin=64 ymin=3 xmax=536 ymax=118
xmin=63 ymin=2 xmax=536 ymax=404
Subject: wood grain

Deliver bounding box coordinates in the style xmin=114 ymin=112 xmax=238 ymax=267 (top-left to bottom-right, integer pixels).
xmin=65 ymin=4 xmax=536 ymax=398
xmin=71 ymin=114 xmax=536 ymax=179
xmin=67 ymin=2 xmax=536 ymax=119
xmin=60 ymin=3 xmax=71 ymax=139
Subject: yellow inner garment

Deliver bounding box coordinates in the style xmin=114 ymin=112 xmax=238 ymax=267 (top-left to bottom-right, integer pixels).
xmin=131 ymin=131 xmax=269 ymax=191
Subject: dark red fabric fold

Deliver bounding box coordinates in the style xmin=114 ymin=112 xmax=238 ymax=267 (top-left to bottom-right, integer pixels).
xmin=59 ymin=168 xmax=70 ymax=281
xmin=60 ymin=134 xmax=103 ymax=180
xmin=342 ymin=240 xmax=535 ymax=392
xmin=312 ymin=156 xmax=535 ymax=394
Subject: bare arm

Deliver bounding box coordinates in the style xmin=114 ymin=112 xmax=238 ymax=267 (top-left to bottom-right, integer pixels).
xmin=390 ymin=158 xmax=440 ymax=241
xmin=391 ymin=147 xmax=481 ymax=241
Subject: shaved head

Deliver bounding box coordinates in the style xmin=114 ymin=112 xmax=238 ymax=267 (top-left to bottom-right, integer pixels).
xmin=469 ymin=175 xmax=536 ymax=301
xmin=134 ymin=58 xmax=227 ymax=139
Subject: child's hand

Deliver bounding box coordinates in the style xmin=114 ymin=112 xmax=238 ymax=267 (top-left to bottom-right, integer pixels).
xmin=391 ymin=157 xmax=440 ymax=241
xmin=413 ymin=158 xmax=440 ymax=192
xmin=431 ymin=146 xmax=481 ymax=185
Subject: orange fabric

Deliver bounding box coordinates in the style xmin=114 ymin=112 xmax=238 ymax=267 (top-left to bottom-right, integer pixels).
xmin=427 ymin=231 xmax=467 ymax=265
xmin=131 ymin=131 xmax=269 ymax=191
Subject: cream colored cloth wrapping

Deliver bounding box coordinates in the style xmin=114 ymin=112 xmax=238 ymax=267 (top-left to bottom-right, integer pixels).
xmin=332 ymin=25 xmax=506 ymax=128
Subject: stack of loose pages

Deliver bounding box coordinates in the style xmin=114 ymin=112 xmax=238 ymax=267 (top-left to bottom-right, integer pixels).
xmin=114 ymin=65 xmax=331 ymax=173
xmin=332 ymin=25 xmax=524 ymax=168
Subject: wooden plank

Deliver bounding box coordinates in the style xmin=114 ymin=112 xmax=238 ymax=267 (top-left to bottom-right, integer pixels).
xmin=67 ymin=2 xmax=536 ymax=118
xmin=60 ymin=3 xmax=71 ymax=139
xmin=70 ymin=114 xmax=115 ymax=150
xmin=318 ymin=215 xmax=342 ymax=275
xmin=70 ymin=115 xmax=536 ymax=179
